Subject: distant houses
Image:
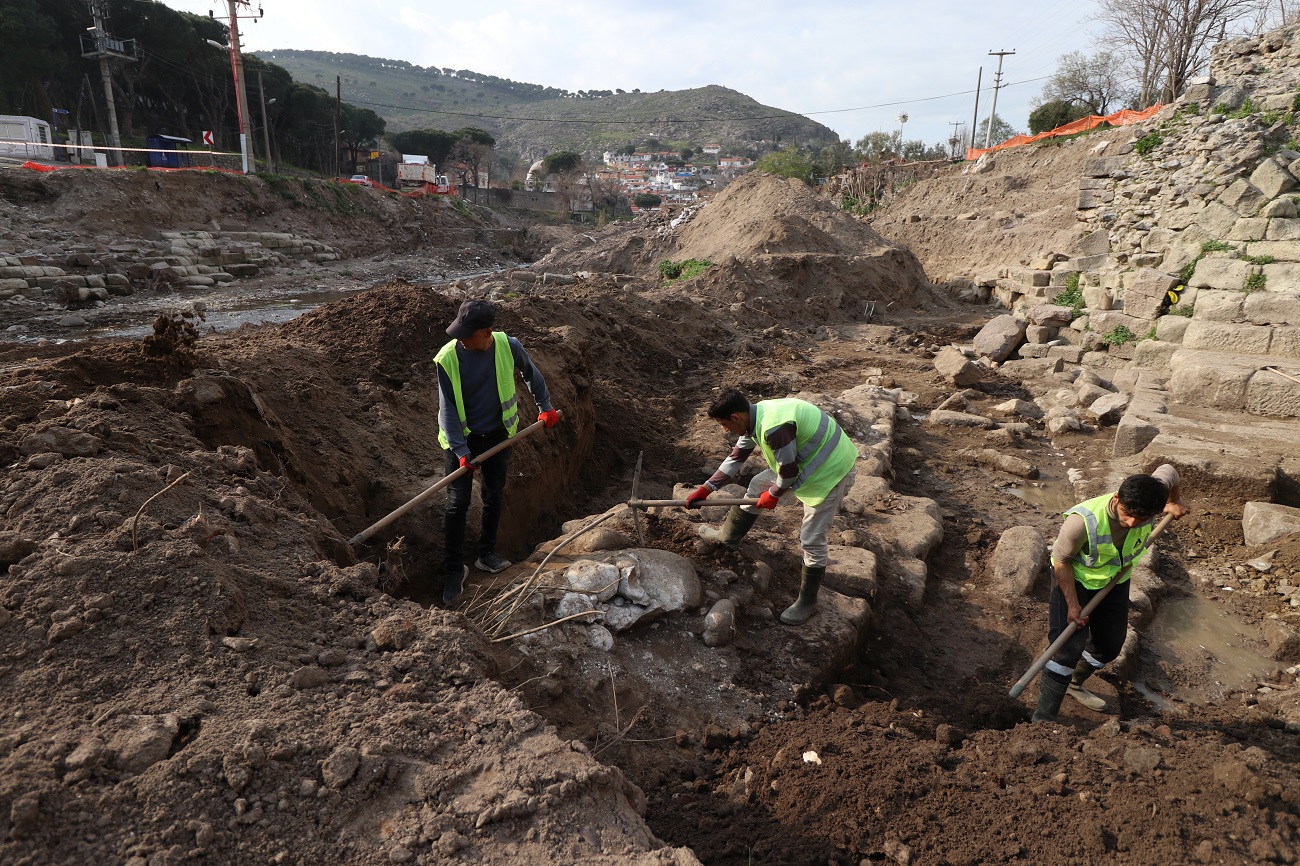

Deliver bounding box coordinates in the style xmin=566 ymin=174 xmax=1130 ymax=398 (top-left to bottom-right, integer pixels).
xmin=597 ymin=145 xmax=752 ymax=204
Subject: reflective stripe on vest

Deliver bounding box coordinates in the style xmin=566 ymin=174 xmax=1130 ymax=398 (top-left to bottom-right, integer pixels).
xmin=434 ymin=331 xmax=518 ymax=449
xmin=1063 ymin=492 xmax=1154 ymax=590
xmin=755 ymin=398 xmax=857 ymax=506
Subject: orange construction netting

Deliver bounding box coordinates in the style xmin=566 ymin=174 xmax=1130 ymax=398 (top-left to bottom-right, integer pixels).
xmin=966 ymin=104 xmax=1163 ymax=161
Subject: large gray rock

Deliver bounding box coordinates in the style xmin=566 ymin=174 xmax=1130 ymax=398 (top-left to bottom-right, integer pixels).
xmin=1028 ymin=304 xmax=1075 ymax=326
xmin=1195 ymin=290 xmax=1246 ymax=322
xmin=1241 ymin=502 xmax=1300 ymax=546
xmin=1250 ymin=156 xmax=1299 ymax=199
xmin=1112 ymin=413 xmax=1159 ymax=457
xmin=1244 ymin=291 xmax=1300 ymax=325
xmin=823 ymin=545 xmax=879 ymax=601
xmin=109 ymin=714 xmax=181 ymax=774
xmin=1124 ymin=270 xmax=1179 ymax=320
xmin=1219 ymin=179 xmax=1267 ymax=216
xmin=1088 ymin=392 xmax=1131 ymax=425
xmin=1182 ymin=320 xmax=1273 ymax=355
xmin=991 ymin=526 xmax=1047 ymax=596
xmin=1189 ymin=258 xmax=1254 ymax=291
xmin=973 ymin=315 xmax=1026 ymax=362
xmin=926 ymin=409 xmax=996 ymax=428
xmin=1263 ymin=620 xmax=1300 ymax=662
xmin=933 ymin=346 xmax=982 ymax=386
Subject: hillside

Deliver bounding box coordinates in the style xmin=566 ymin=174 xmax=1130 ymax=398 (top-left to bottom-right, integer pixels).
xmin=258 ymin=50 xmax=840 ymax=158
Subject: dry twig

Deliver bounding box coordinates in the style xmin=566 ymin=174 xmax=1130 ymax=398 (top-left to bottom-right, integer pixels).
xmin=132 ymin=471 xmax=192 ymax=551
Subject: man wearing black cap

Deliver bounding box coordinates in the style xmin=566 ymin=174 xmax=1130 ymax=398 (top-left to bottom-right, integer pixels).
xmin=435 ymin=299 xmax=559 ymax=603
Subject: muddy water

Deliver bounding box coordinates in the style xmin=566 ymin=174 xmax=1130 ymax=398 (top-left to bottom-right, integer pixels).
xmin=1001 ymin=473 xmax=1076 ymax=514
xmin=1137 ymin=594 xmax=1273 ymax=710
xmin=83 ymin=287 xmax=366 ymax=340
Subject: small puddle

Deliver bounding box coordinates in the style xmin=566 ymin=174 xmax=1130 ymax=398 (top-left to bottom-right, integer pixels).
xmin=83 ymin=287 xmax=365 ymax=340
xmin=1000 ymin=477 xmax=1076 ymax=514
xmin=1136 ymin=594 xmax=1273 ymax=710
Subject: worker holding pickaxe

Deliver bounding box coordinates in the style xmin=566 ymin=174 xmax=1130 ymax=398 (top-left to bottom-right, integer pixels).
xmin=687 ymin=389 xmax=858 ymax=626
xmin=1030 ymin=465 xmax=1190 ymax=722
xmin=436 ymin=299 xmax=559 ymax=604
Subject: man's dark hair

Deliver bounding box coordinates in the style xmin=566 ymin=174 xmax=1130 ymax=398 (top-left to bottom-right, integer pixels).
xmin=1117 ymin=474 xmax=1169 ymax=519
xmin=707 ymin=389 xmax=750 ymax=420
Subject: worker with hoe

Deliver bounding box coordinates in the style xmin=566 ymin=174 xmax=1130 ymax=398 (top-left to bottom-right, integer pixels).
xmin=436 ymin=299 xmax=559 ymax=604
xmin=687 ymin=389 xmax=858 ymax=626
xmin=1033 ymin=464 xmax=1190 ymax=722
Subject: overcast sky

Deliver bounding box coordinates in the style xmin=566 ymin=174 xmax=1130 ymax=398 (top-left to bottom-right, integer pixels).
xmin=156 ymin=0 xmax=1104 ymax=150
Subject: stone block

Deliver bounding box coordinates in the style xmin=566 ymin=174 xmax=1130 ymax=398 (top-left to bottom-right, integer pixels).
xmin=1220 ymin=179 xmax=1267 ymax=216
xmin=1190 ymin=257 xmax=1255 ymax=291
xmin=1029 ymin=304 xmax=1075 ymax=326
xmin=1262 ymin=261 xmax=1300 ymax=289
xmin=1246 ymin=365 xmax=1300 ymax=416
xmin=1228 ymin=218 xmax=1269 ymax=241
xmin=1155 ymin=315 xmax=1192 ymax=342
xmin=0 ymin=278 xmax=27 ymax=295
xmin=1168 ymin=349 xmax=1254 ymax=409
xmin=933 ymin=346 xmax=982 ymax=386
xmin=1241 ymin=501 xmax=1300 ymax=546
xmin=1244 ymin=292 xmax=1300 ymax=325
xmin=824 ymin=545 xmax=879 ymax=601
xmin=998 ymin=358 xmax=1065 ymax=379
xmin=1025 ymin=324 xmax=1057 ymax=343
xmin=1088 ymin=392 xmax=1131 ymax=424
xmin=1050 ymin=269 xmax=1080 ymax=287
xmin=1082 ymin=283 xmax=1113 ymax=310
xmin=1075 ymin=229 xmax=1111 ymax=257
xmin=1182 ymin=319 xmax=1273 ymax=354
xmin=1131 ymin=339 xmax=1179 ymax=370
xmin=1194 ymin=201 xmax=1241 ymax=238
xmin=1046 ymin=345 xmax=1086 ymax=363
xmin=1089 ymin=309 xmax=1148 ymax=335
xmin=1266 ymin=218 xmax=1300 ymax=241
xmin=973 ymin=315 xmax=1026 ymax=362
xmin=1071 ymin=254 xmax=1108 ymax=271
xmin=1195 ymin=290 xmax=1246 ymax=321
xmin=1142 ymin=227 xmax=1178 ymax=252
xmin=1112 ymin=413 xmax=1160 ymax=457
xmin=990 ymin=526 xmax=1047 ymax=596
xmin=1246 ymin=240 xmax=1300 ymax=261
xmin=1078 ymin=188 xmax=1114 ymax=209
xmin=1017 ymin=343 xmax=1052 ymax=358
xmin=1270 ymin=325 xmax=1300 ymax=359
xmin=1083 ymin=157 xmax=1127 ymax=178
xmin=1262 ymin=197 xmax=1299 ymax=218
xmin=1250 ymin=156 xmax=1298 ymax=199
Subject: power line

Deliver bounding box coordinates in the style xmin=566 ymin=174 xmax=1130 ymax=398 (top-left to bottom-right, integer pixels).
xmin=345 ymin=76 xmax=1052 ymax=127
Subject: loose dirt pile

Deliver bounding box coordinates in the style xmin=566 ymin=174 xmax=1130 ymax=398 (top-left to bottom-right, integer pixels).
xmin=1 ymin=165 xmax=1299 ymax=866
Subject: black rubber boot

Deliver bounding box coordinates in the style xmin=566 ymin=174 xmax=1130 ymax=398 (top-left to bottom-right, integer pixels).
xmin=1067 ymin=660 xmax=1109 ymax=712
xmin=779 ymin=565 xmax=825 ymax=625
xmin=1032 ymin=673 xmax=1070 ymax=723
xmin=442 ymin=565 xmax=468 ymax=605
xmin=698 ymin=507 xmax=759 ymax=549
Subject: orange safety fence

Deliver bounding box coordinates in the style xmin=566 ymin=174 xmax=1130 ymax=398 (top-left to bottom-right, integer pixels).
xmin=966 ymin=104 xmax=1163 ymax=161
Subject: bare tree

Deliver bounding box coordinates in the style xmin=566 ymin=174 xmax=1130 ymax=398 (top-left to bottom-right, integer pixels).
xmin=1244 ymin=0 xmax=1300 ymax=32
xmin=1098 ymin=0 xmax=1270 ymax=107
xmin=1040 ymin=50 xmax=1132 ymax=115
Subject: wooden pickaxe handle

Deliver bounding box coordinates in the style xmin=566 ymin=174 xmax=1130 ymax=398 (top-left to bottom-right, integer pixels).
xmin=627 ymin=498 xmax=760 ymax=509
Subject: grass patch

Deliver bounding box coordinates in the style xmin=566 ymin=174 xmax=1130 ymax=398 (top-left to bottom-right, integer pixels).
xmin=1051 ymin=276 xmax=1084 ymax=315
xmin=658 ymin=259 xmax=714 ymax=282
xmin=1244 ymin=254 xmax=1276 ymax=265
xmin=1245 ymin=272 xmax=1267 ymax=292
xmin=1142 ymin=325 xmax=1158 ymax=341
xmin=1179 ymin=261 xmax=1198 ymax=282
xmin=1200 ymin=240 xmax=1235 ymax=254
xmin=1168 ymin=303 xmax=1194 ymax=317
xmin=1134 ymin=132 xmax=1164 ymax=156
xmin=1101 ymin=325 xmax=1137 ymax=346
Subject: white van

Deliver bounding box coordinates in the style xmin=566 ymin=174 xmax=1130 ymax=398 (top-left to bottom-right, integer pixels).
xmin=0 ymin=116 xmax=54 ymax=159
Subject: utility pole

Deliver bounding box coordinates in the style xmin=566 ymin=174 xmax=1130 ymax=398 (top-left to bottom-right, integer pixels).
xmin=82 ymin=0 xmax=137 ymax=166
xmin=223 ymin=0 xmax=254 ymax=173
xmin=948 ymin=121 xmax=965 ymax=160
xmin=334 ymin=76 xmax=342 ymax=178
xmin=984 ymin=50 xmax=1015 ymax=149
xmin=258 ymin=68 xmax=273 ymax=175
xmin=969 ymin=67 xmax=982 ymax=156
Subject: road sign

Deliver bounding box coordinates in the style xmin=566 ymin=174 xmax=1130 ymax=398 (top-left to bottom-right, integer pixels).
xmin=202 ymin=130 xmax=214 ymax=147
xmin=370 ymin=151 xmax=379 ymax=160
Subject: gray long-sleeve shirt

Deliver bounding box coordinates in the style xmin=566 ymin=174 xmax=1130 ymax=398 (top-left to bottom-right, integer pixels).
xmin=436 ymin=335 xmax=552 ymax=458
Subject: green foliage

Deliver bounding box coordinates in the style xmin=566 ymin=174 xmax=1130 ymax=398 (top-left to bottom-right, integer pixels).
xmin=633 ymin=192 xmax=662 ymax=208
xmin=658 ymin=259 xmax=713 ymax=282
xmin=1029 ymin=99 xmax=1089 ymax=135
xmin=1134 ymin=132 xmax=1164 ymax=156
xmin=754 ymin=145 xmax=815 ymax=184
xmin=1179 ymin=261 xmax=1197 ymax=283
xmin=541 ymin=151 xmax=583 ymax=175
xmin=1286 ymin=113 xmax=1296 ymax=126
xmin=1262 ymin=111 xmax=1282 ymax=126
xmin=1228 ymin=98 xmax=1257 ymax=119
xmin=1244 ymin=254 xmax=1276 ymax=265
xmin=1052 ymin=280 xmax=1084 ymax=314
xmin=1168 ymin=303 xmax=1194 ymax=317
xmin=1200 ymin=240 xmax=1234 ymax=253
xmin=1213 ymin=102 xmax=1231 ymax=115
xmin=1292 ymin=91 xmax=1300 ymax=112
xmin=1181 ymin=102 xmax=1200 ymax=116
xmin=840 ymin=194 xmax=874 ymax=217
xmin=390 ymin=129 xmax=459 ymax=164
xmin=1245 ymin=272 xmax=1267 ymax=292
xmin=1142 ymin=325 xmax=1158 ymax=341
xmin=1101 ymin=325 xmax=1137 ymax=345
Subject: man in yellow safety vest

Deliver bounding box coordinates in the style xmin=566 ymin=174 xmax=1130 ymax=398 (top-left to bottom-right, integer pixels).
xmin=1033 ymin=465 xmax=1190 ymax=723
xmin=435 ymin=299 xmax=558 ymax=604
xmin=687 ymin=389 xmax=858 ymax=626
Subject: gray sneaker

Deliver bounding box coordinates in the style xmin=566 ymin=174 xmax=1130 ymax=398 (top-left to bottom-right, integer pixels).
xmin=442 ymin=565 xmax=468 ymax=605
xmin=474 ymin=552 xmax=511 ymax=574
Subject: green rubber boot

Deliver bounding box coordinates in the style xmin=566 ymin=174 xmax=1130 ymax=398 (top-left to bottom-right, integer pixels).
xmin=1067 ymin=661 xmax=1110 ymax=712
xmin=779 ymin=565 xmax=825 ymax=626
xmin=698 ymin=507 xmax=759 ymax=549
xmin=1032 ymin=674 xmax=1070 ymax=723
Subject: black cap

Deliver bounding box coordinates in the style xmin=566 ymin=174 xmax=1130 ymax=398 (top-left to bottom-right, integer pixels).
xmin=447 ymin=299 xmax=496 ymax=340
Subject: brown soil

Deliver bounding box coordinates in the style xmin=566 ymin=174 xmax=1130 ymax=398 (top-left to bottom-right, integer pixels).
xmin=1 ymin=168 xmax=1298 ymax=866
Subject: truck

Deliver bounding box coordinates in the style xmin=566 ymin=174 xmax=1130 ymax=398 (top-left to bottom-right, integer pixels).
xmin=398 ymin=155 xmax=453 ymax=192
xmin=0 ymin=115 xmax=54 ymax=159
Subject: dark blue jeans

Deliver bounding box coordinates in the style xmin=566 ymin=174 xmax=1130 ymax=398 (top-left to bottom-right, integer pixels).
xmin=1045 ymin=577 xmax=1131 ymax=683
xmin=443 ymin=427 xmax=511 ymax=575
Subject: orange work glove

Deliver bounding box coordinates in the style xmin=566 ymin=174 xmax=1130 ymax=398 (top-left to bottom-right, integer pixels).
xmin=685 ymin=485 xmax=712 ymax=509
xmin=756 ymin=490 xmax=780 ymax=510
xmin=539 ymin=409 xmax=560 ymax=428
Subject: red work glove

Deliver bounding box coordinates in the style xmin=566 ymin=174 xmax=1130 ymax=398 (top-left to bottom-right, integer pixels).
xmin=756 ymin=490 xmax=781 ymax=510
xmin=458 ymin=455 xmax=477 ymax=474
xmin=685 ymin=484 xmax=712 ymax=509
xmin=539 ymin=409 xmax=560 ymax=428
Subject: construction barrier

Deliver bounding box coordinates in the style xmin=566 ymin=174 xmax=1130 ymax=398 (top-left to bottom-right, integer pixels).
xmin=966 ymin=104 xmax=1163 ymax=160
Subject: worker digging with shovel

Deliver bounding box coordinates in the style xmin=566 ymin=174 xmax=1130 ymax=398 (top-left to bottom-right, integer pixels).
xmin=1031 ymin=465 xmax=1190 ymax=722
xmin=436 ymin=299 xmax=559 ymax=604
xmin=687 ymin=389 xmax=858 ymax=626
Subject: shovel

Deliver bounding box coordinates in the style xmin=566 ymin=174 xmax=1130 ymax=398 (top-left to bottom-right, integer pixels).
xmin=348 ymin=413 xmax=559 ymax=547
xmin=1009 ymin=512 xmax=1175 ymax=698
